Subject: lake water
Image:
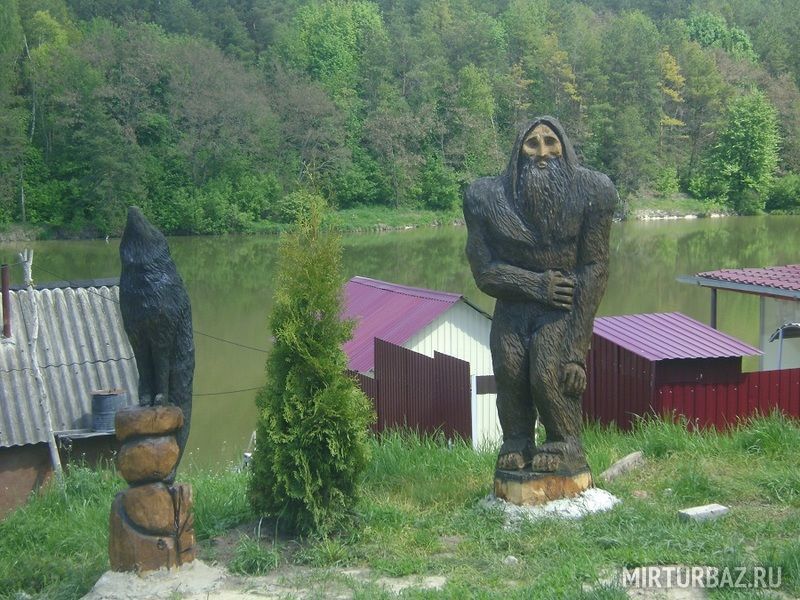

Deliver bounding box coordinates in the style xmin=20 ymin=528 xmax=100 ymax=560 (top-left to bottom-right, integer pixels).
xmin=2 ymin=215 xmax=799 ymax=466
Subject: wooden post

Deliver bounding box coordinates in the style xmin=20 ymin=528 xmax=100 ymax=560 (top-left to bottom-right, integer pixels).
xmin=710 ymin=288 xmax=718 ymax=329
xmin=1 ymin=264 xmax=10 ymax=338
xmin=470 ymin=375 xmax=478 ymax=450
xmin=18 ymin=249 xmax=64 ymax=486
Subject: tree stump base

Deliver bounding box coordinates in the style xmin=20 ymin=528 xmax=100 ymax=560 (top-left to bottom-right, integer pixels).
xmin=494 ymin=466 xmax=593 ymax=506
xmin=109 ymin=406 xmax=195 ymax=572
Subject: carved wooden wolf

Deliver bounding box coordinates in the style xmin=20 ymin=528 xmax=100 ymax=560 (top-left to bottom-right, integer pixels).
xmin=119 ymin=206 xmax=194 ymax=480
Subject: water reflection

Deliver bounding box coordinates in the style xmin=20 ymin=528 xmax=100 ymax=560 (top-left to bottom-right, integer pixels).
xmin=1 ymin=215 xmax=798 ymax=465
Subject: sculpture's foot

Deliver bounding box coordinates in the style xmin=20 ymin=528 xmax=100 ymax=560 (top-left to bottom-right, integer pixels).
xmin=153 ymin=393 xmax=166 ymax=406
xmin=496 ymin=438 xmax=533 ymax=471
xmin=138 ymin=394 xmax=152 ymax=407
xmin=497 ymin=452 xmax=526 ymax=470
xmin=531 ymin=441 xmax=587 ymax=473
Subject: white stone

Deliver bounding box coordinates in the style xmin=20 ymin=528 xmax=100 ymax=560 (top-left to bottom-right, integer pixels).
xmin=678 ymin=503 xmax=730 ymax=522
xmin=481 ymin=488 xmax=620 ymax=526
xmin=599 ymin=451 xmax=645 ymax=482
xmin=502 ymin=555 xmax=519 ymax=566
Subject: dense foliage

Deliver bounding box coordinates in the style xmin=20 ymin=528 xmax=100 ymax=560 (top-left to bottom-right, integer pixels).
xmin=2 ymin=0 xmax=800 ymax=235
xmin=248 ymin=199 xmax=374 ymax=535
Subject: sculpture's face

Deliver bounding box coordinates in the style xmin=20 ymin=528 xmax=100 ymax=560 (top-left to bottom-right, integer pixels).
xmin=521 ymin=124 xmax=563 ymax=168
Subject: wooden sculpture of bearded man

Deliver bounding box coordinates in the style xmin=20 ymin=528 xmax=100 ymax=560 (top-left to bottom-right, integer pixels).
xmin=464 ymin=116 xmax=617 ymax=474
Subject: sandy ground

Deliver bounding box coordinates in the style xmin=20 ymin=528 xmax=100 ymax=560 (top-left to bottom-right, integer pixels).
xmin=82 ymin=560 xmax=447 ymax=599
xmin=83 ymin=491 xmax=794 ymax=600
xmin=82 ymin=491 xmax=621 ymax=599
xmin=87 ymin=560 xmax=794 ymax=599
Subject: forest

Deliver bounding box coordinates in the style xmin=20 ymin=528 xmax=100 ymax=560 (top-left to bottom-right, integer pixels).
xmin=1 ymin=0 xmax=800 ymax=236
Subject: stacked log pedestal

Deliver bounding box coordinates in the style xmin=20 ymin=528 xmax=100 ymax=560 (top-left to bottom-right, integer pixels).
xmin=109 ymin=406 xmax=195 ymax=572
xmin=494 ymin=465 xmax=593 ymax=505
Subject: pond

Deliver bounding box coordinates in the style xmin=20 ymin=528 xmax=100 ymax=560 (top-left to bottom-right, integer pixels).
xmin=2 ymin=215 xmax=799 ymax=466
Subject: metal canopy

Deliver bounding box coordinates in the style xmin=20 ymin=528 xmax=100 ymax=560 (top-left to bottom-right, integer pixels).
xmin=769 ymin=322 xmax=800 ymax=342
xmin=678 ymin=265 xmax=800 ymax=330
xmin=678 ymin=265 xmax=800 ymax=301
xmin=678 ymin=275 xmax=800 ymax=300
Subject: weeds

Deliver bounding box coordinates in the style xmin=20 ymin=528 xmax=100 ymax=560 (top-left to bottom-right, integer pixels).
xmin=185 ymin=463 xmax=253 ymax=539
xmin=228 ymin=536 xmax=280 ymax=575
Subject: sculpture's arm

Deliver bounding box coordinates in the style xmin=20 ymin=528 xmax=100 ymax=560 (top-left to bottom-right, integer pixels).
xmin=464 ymin=187 xmax=568 ymax=305
xmin=562 ymin=178 xmax=617 ymax=367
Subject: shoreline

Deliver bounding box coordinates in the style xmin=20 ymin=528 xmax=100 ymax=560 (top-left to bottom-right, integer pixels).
xmin=6 ymin=209 xmax=796 ymax=243
xmin=631 ymin=209 xmax=730 ymax=221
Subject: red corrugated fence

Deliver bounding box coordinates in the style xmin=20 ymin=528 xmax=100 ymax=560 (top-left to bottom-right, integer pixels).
xmin=658 ymin=368 xmax=800 ymax=429
xmin=350 ymin=340 xmax=799 ymax=438
xmin=349 ymin=338 xmax=472 ymax=439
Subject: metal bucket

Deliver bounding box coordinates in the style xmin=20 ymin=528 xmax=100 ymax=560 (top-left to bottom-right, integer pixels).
xmin=91 ymin=389 xmax=126 ymax=432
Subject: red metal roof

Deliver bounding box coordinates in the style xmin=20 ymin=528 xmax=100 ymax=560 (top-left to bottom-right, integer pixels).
xmin=342 ymin=277 xmax=463 ymax=372
xmin=593 ymin=312 xmax=762 ymax=361
xmin=696 ymin=264 xmax=800 ymax=295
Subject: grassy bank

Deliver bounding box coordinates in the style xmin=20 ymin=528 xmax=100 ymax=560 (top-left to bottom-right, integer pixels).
xmin=626 ymin=193 xmax=728 ymax=220
xmin=1 ymin=414 xmax=798 ymax=599
xmin=216 ymin=206 xmax=463 ymax=236
xmin=0 ymin=223 xmax=43 ymax=243
xmin=1 ymin=207 xmax=464 ymax=241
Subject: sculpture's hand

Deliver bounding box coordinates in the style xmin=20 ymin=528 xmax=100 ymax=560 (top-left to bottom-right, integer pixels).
xmin=562 ymin=362 xmax=586 ymax=396
xmin=546 ymin=271 xmax=575 ymax=310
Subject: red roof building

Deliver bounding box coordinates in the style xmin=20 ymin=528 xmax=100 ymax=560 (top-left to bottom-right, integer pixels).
xmin=342 ymin=277 xmax=501 ymax=446
xmin=584 ymin=312 xmax=764 ymax=429
xmin=592 ymin=312 xmax=762 ymax=362
xmin=342 ymin=276 xmax=492 ymax=375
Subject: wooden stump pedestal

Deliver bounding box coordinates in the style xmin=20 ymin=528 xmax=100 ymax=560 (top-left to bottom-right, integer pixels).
xmin=494 ymin=466 xmax=593 ymax=506
xmin=109 ymin=406 xmax=195 ymax=572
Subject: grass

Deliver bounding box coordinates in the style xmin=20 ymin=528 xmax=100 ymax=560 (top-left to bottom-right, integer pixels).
xmin=324 ymin=206 xmax=463 ymax=232
xmin=228 ymin=535 xmax=281 ymax=575
xmin=1 ymin=414 xmax=798 ymax=599
xmin=3 ymin=207 xmax=462 ymax=240
xmin=0 ymin=460 xmax=251 ymax=600
xmin=224 ymin=206 xmax=463 ymax=236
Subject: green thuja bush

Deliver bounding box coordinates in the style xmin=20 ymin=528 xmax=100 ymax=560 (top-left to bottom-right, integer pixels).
xmin=248 ymin=196 xmax=375 ymax=535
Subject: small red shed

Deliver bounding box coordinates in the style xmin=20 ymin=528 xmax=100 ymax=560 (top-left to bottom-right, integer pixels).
xmin=583 ymin=312 xmax=762 ymax=429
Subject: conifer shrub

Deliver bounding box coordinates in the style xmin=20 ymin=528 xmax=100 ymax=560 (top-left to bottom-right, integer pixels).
xmin=248 ymin=197 xmax=374 ymax=535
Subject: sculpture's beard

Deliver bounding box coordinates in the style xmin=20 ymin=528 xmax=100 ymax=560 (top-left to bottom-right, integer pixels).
xmin=516 ymin=156 xmax=570 ymax=218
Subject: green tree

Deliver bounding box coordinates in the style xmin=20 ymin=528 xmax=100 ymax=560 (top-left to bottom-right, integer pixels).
xmin=248 ymin=198 xmax=374 ymax=535
xmin=281 ymin=0 xmax=386 ymax=110
xmin=362 ymin=94 xmax=422 ymax=206
xmin=596 ymin=11 xmax=662 ymax=188
xmin=693 ymin=91 xmax=780 ymax=213
xmin=414 ymin=152 xmax=460 ymax=210
xmin=666 ymin=36 xmax=727 ymax=181
xmin=686 ymin=11 xmax=757 ymax=62
xmin=602 ymin=11 xmax=662 ymax=126
xmin=503 ymin=0 xmax=580 ymax=125
xmin=0 ymin=0 xmax=26 ymax=223
xmin=453 ymin=63 xmax=501 ymax=179
xmin=766 ymin=172 xmax=800 ymax=213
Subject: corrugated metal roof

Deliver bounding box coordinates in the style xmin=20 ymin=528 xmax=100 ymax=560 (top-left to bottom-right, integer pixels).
xmin=593 ymin=312 xmax=762 ymax=361
xmin=0 ymin=285 xmax=138 ymax=448
xmin=342 ymin=277 xmax=465 ymax=373
xmin=697 ymin=264 xmax=800 ymax=294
